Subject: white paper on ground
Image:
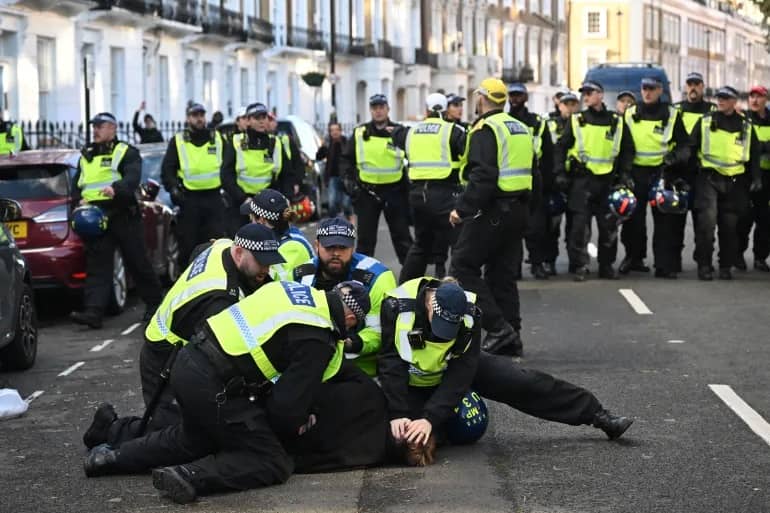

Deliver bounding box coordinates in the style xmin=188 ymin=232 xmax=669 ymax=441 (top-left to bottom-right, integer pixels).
xmin=0 ymin=388 xmax=29 ymax=420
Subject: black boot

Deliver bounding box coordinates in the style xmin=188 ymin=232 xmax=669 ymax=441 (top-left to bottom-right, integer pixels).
xmin=573 ymin=266 xmax=589 ymax=282
xmin=654 ymin=268 xmax=678 ymax=279
xmin=482 ymin=322 xmax=523 ymax=358
xmin=618 ymin=257 xmax=650 ymax=274
xmin=698 ymin=265 xmax=713 ymax=281
xmin=718 ymin=267 xmax=733 ymax=280
xmin=543 ymin=261 xmax=557 ymax=276
xmin=83 ymin=444 xmax=120 ymax=477
xmin=598 ymin=265 xmax=618 ymax=280
xmin=70 ymin=308 xmax=103 ymax=329
xmin=592 ymin=410 xmax=633 ymax=440
xmin=531 ymin=263 xmax=548 ymax=280
xmin=734 ymin=255 xmax=747 ymax=271
xmin=152 ymin=465 xmax=199 ymax=504
xmin=755 ymin=260 xmax=770 ymax=272
xmin=83 ymin=403 xmax=117 ymax=449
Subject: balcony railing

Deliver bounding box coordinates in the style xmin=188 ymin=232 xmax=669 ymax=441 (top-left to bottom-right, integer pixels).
xmin=247 ymin=16 xmax=275 ymax=44
xmin=202 ymin=5 xmax=245 ymax=39
xmin=287 ymin=26 xmax=326 ymax=51
xmin=107 ymin=0 xmax=162 ymax=14
xmin=415 ymin=48 xmax=438 ymax=67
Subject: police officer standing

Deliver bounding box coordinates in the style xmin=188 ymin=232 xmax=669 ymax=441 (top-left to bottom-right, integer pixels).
xmin=620 ymin=77 xmax=690 ymax=278
xmin=0 ymin=115 xmax=26 ymax=155
xmin=340 ymin=94 xmax=413 ymax=264
xmin=70 ymin=113 xmax=163 ymax=328
xmin=444 ymin=93 xmax=468 ymax=129
xmin=554 ymin=81 xmax=635 ymax=282
xmin=161 ymin=103 xmax=224 ymax=268
xmin=692 ymin=86 xmax=762 ymax=280
xmin=391 ymin=93 xmax=466 ymax=283
xmin=615 ymin=91 xmax=637 ymax=115
xmin=449 ymin=78 xmax=539 ymax=358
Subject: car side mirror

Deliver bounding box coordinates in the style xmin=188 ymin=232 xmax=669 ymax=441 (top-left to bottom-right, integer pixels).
xmin=140 ymin=179 xmax=160 ymax=201
xmin=0 ymin=198 xmax=22 ymax=222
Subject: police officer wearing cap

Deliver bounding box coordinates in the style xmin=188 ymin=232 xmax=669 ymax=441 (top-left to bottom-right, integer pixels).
xmin=620 ymin=76 xmax=690 ymax=279
xmin=339 ymin=93 xmax=413 ymax=264
xmin=221 ymin=102 xmax=298 ymax=237
xmin=161 ymin=103 xmax=225 ymax=268
xmin=449 ymin=77 xmax=539 ymax=358
xmin=70 ymin=112 xmax=163 ymax=329
xmin=554 ymin=80 xmax=635 ymax=281
xmin=390 ymin=93 xmax=466 ymax=283
xmin=737 ymin=86 xmax=770 ymax=272
xmin=379 ymin=277 xmax=634 ymax=454
xmin=616 ymin=91 xmax=637 ymax=115
xmin=84 ymin=279 xmax=372 ymax=504
xmin=82 ymin=223 xmax=284 ymax=450
xmin=691 ymin=86 xmax=762 ymax=280
xmin=444 ymin=93 xmax=468 ymax=130
xmin=0 ymin=113 xmax=27 ymax=155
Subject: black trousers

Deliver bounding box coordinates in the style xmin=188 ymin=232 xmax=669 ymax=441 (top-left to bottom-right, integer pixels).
xmin=450 ymin=200 xmax=527 ymax=332
xmin=176 ymin=189 xmax=225 ymax=267
xmin=694 ymin=170 xmax=751 ymax=269
xmin=567 ymin=174 xmax=618 ymax=269
xmin=354 ymin=185 xmax=413 ymax=264
xmin=399 ymin=182 xmax=460 ymax=283
xmin=113 ymin=345 xmax=293 ymax=495
xmin=620 ymin=165 xmax=658 ymax=262
xmin=652 ymin=209 xmax=687 ymax=272
xmin=737 ymin=174 xmax=770 ymax=261
xmin=83 ymin=209 xmax=162 ymax=313
xmin=525 ymin=197 xmax=562 ymax=266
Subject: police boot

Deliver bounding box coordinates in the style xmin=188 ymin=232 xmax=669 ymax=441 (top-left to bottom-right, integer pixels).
xmin=482 ymin=322 xmax=523 ymax=358
xmin=70 ymin=308 xmax=103 ymax=329
xmin=598 ymin=265 xmax=618 ymax=280
xmin=83 ymin=444 xmax=120 ymax=477
xmin=718 ymin=267 xmax=733 ymax=280
xmin=618 ymin=257 xmax=650 ymax=274
xmin=152 ymin=465 xmax=199 ymax=504
xmin=734 ymin=255 xmax=747 ymax=271
xmin=655 ymin=268 xmax=678 ymax=279
xmin=592 ymin=410 xmax=633 ymax=440
xmin=755 ymin=260 xmax=770 ymax=272
xmin=698 ymin=266 xmax=714 ymax=281
xmin=543 ymin=262 xmax=557 ymax=276
xmin=573 ymin=266 xmax=589 ymax=282
xmin=531 ymin=263 xmax=548 ymax=280
xmin=83 ymin=403 xmax=117 ymax=449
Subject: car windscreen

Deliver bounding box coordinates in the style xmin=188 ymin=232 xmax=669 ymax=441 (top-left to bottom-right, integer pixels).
xmin=586 ymin=68 xmax=672 ymax=104
xmin=0 ymin=164 xmax=71 ymax=199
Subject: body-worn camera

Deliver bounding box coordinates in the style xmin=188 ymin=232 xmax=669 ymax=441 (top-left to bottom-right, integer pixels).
xmin=407 ymin=329 xmax=425 ymax=349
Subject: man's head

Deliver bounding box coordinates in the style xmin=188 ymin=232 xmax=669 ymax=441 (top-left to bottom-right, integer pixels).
xmin=241 ymin=188 xmax=291 ymax=229
xmin=553 ymin=87 xmax=569 ymax=109
xmin=230 ymin=223 xmax=285 ymax=289
xmin=749 ymin=86 xmax=768 ymax=113
xmin=235 ymin=106 xmax=250 ymax=131
xmin=558 ymin=92 xmax=579 ymax=118
xmin=474 ymin=77 xmax=508 ymax=115
xmin=640 ymin=77 xmax=663 ymax=104
xmin=246 ymin=103 xmax=269 ymax=132
xmin=579 ymin=81 xmax=604 ymax=109
xmin=507 ymin=83 xmax=528 ymax=110
xmin=314 ymin=217 xmax=356 ymax=279
xmin=186 ymin=103 xmax=207 ymax=131
xmin=369 ymin=94 xmax=390 ymax=124
xmin=445 ymin=94 xmax=465 ymax=122
xmin=328 ymin=122 xmax=342 ymax=141
xmin=144 ymin=114 xmax=156 ymax=130
xmin=89 ymin=112 xmax=117 ymax=144
xmin=715 ymin=86 xmax=739 ymax=114
xmin=425 ymin=92 xmax=447 ymax=116
xmin=616 ymin=91 xmax=636 ymax=114
xmin=685 ymin=72 xmax=705 ymax=103
xmin=423 ymin=279 xmax=468 ymax=341
xmin=331 ymin=280 xmax=371 ymax=331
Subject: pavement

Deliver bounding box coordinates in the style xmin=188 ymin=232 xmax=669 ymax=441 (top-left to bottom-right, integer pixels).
xmin=1 ymin=216 xmax=769 ymax=513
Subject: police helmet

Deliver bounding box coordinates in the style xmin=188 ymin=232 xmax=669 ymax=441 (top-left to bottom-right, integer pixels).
xmin=445 ymin=390 xmax=489 ymax=445
xmin=71 ymin=205 xmax=108 ymax=241
xmin=607 ymin=187 xmax=637 ymax=221
xmin=648 ymin=178 xmax=689 ymax=215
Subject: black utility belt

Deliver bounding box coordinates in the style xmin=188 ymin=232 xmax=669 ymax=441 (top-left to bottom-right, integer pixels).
xmin=410 ymin=180 xmax=461 ymax=188
xmin=191 ymin=332 xmax=271 ymax=398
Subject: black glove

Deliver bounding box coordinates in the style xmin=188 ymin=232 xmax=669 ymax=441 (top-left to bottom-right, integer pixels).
xmin=554 ymin=172 xmax=570 ymax=192
xmin=169 ymin=186 xmax=185 ymax=206
xmin=663 ymin=152 xmax=677 ymax=168
xmin=617 ymin=174 xmax=634 ymax=190
xmin=672 ymin=178 xmax=690 ymax=194
xmin=342 ymin=176 xmax=361 ymax=200
xmin=750 ymin=178 xmax=763 ymax=193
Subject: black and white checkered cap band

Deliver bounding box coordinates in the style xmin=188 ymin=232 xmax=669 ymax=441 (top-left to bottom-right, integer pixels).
xmin=249 ymin=202 xmax=282 ymax=222
xmin=234 ymin=235 xmax=280 ymax=252
xmin=431 ymin=294 xmax=463 ymax=323
xmin=317 ymin=224 xmax=356 ymax=239
xmin=340 ymin=290 xmax=366 ymax=324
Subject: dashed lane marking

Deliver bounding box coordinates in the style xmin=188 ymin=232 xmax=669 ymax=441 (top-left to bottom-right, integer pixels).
xmin=121 ymin=322 xmax=141 ymax=336
xmin=58 ymin=361 xmax=85 ymax=377
xmin=619 ymin=288 xmax=653 ymax=315
xmin=709 ymin=384 xmax=770 ymax=447
xmin=667 ymin=339 xmax=685 ymax=344
xmin=24 ymin=391 xmax=44 ymax=403
xmin=90 ymin=339 xmax=114 ymax=352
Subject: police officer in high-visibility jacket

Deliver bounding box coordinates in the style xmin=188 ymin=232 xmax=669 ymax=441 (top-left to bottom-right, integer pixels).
xmin=0 ymin=116 xmax=26 ymax=155
xmin=692 ymin=86 xmax=762 ymax=281
xmin=82 ymin=223 xmax=283 ymax=450
xmin=69 ymin=112 xmax=162 ymax=329
xmin=339 ymin=94 xmax=413 ymax=263
xmin=449 ymin=78 xmax=539 ymax=358
xmin=292 ymin=217 xmax=396 ymax=377
xmin=620 ymin=77 xmax=690 ymax=279
xmin=379 ymin=277 xmax=634 ymax=459
xmin=390 ymin=93 xmax=466 ymax=283
xmin=553 ymin=81 xmax=635 ymax=282
xmin=84 ymin=280 xmax=374 ymax=504
xmin=737 ymin=86 xmax=770 ymax=273
xmin=161 ymin=103 xmax=225 ymax=267
xmin=444 ymin=93 xmax=468 ymax=130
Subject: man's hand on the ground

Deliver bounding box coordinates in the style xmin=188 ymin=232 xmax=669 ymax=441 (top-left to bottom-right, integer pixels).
xmin=390 ymin=418 xmax=411 ymax=442
xmin=405 ymin=418 xmax=432 ymax=446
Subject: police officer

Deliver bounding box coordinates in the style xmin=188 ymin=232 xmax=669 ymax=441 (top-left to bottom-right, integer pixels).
xmin=391 ymin=93 xmax=466 ymax=283
xmin=84 ymin=280 xmax=371 ymax=504
xmin=692 ymin=86 xmax=762 ymax=280
xmin=340 ymin=94 xmax=413 ymax=263
xmin=449 ymin=77 xmax=539 ymax=358
xmin=267 ymin=111 xmax=304 ymax=188
xmin=379 ymin=278 xmax=633 ymax=453
xmin=444 ymin=93 xmax=468 ymax=130
xmin=737 ymin=86 xmax=770 ymax=272
xmin=221 ymin=102 xmax=297 ymax=237
xmin=161 ymin=103 xmax=225 ymax=268
xmin=293 ymin=217 xmax=397 ymax=377
xmin=620 ymin=77 xmax=690 ymax=278
xmin=82 ymin=223 xmax=284 ymax=449
xmin=0 ymin=115 xmax=26 ymax=155
xmin=616 ymin=90 xmax=637 ymax=115
xmin=554 ymin=81 xmax=635 ymax=282
xmin=69 ymin=112 xmax=162 ymax=329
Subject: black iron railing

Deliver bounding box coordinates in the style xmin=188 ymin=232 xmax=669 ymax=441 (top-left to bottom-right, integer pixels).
xmin=288 ymin=26 xmax=326 ymax=50
xmin=18 ymin=120 xmax=187 ymax=150
xmin=247 ymin=16 xmax=275 ymax=44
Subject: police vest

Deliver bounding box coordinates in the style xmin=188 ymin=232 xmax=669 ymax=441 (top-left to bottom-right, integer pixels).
xmin=77 ymin=143 xmax=130 ymax=202
xmin=698 ymin=113 xmax=751 ymax=177
xmin=146 ymin=239 xmax=242 ymax=345
xmin=270 ymin=227 xmax=315 ymax=282
xmin=625 ymin=105 xmax=678 ymax=167
xmin=387 ymin=278 xmax=476 ymax=387
xmin=280 ymin=134 xmax=292 ymax=160
xmin=206 ymin=281 xmax=343 ymax=383
xmin=354 ymin=125 xmax=405 ymax=185
xmin=567 ymin=112 xmax=623 ymax=175
xmin=405 ymin=118 xmax=459 ymax=180
xmin=528 ymin=116 xmax=546 ymax=161
xmin=753 ymin=122 xmax=770 ymax=171
xmin=232 ymin=133 xmax=283 ymax=194
xmin=547 ymin=117 xmax=562 ymax=144
xmin=470 ymin=112 xmax=533 ymax=192
xmin=0 ymin=123 xmax=23 ymax=156
xmin=174 ymin=131 xmax=223 ymax=190
xmin=677 ymin=102 xmax=716 ymax=135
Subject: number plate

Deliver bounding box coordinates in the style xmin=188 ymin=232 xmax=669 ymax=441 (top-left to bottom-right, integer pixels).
xmin=3 ymin=221 xmax=27 ymax=239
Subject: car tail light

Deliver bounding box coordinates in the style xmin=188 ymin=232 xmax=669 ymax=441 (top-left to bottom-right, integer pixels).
xmin=71 ymin=272 xmax=87 ymax=280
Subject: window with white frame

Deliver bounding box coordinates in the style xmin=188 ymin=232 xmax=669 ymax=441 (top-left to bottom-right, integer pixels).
xmin=225 ymin=64 xmax=233 ymax=116
xmin=503 ymin=28 xmax=514 ymax=68
xmin=515 ymin=28 xmax=525 ymax=68
xmin=528 ymin=30 xmax=540 ymax=82
xmin=542 ymin=0 xmax=551 ymax=18
xmin=110 ymin=46 xmax=125 ymax=120
xmin=202 ymin=61 xmax=213 ymax=109
xmin=585 ymin=9 xmax=606 ymax=39
xmin=37 ymin=37 xmax=55 ymax=120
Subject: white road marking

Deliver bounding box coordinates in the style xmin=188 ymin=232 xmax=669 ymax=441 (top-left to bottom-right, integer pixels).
xmin=90 ymin=339 xmax=114 ymax=352
xmin=618 ymin=288 xmax=653 ymax=315
xmin=667 ymin=339 xmax=685 ymax=344
xmin=58 ymin=361 xmax=85 ymax=377
xmin=709 ymin=384 xmax=770 ymax=447
xmin=24 ymin=390 xmax=44 ymax=403
xmin=121 ymin=322 xmax=141 ymax=336
xmin=587 ymin=242 xmax=598 ymax=258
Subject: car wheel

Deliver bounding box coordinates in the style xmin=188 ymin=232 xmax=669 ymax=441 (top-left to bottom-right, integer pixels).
xmin=106 ymin=250 xmax=127 ymax=315
xmin=0 ymin=282 xmax=38 ymax=370
xmin=165 ymin=228 xmax=180 ymax=284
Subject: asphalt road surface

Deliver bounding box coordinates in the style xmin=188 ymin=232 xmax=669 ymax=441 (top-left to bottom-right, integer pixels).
xmin=1 ymin=216 xmax=769 ymax=513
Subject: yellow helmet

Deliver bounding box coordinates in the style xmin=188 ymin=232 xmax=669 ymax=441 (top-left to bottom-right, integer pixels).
xmin=475 ymin=78 xmax=508 ymax=104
